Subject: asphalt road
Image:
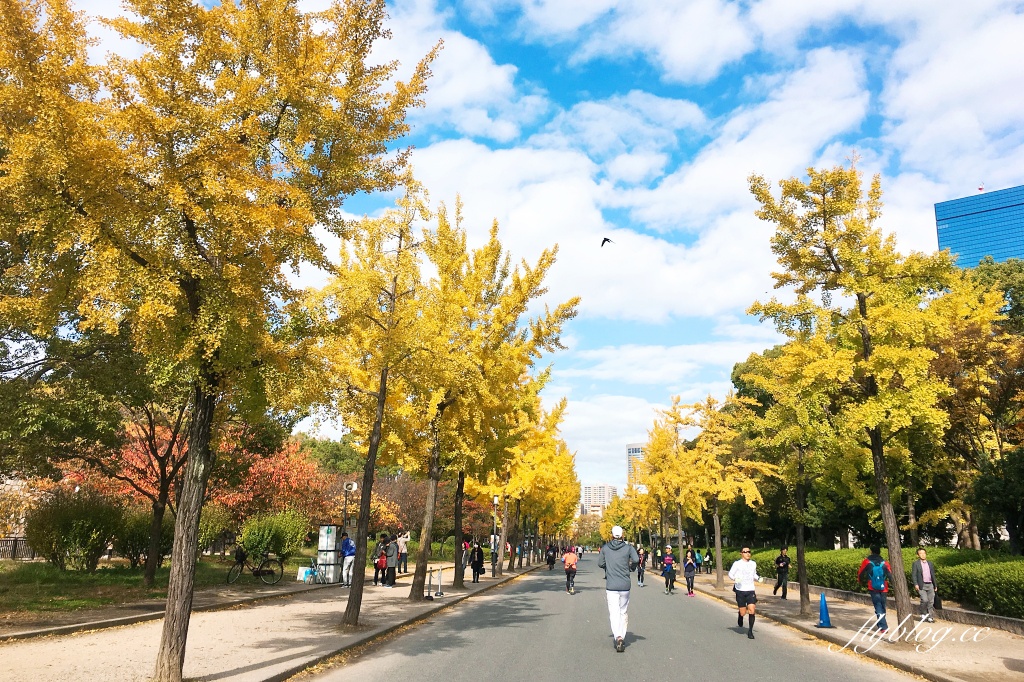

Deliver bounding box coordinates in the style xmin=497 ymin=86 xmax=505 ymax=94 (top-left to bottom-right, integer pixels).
xmin=302 ymin=554 xmax=918 ymax=682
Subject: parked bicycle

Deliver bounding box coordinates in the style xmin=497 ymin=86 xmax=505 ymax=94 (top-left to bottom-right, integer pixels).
xmin=227 ymin=546 xmax=284 ymax=585
xmin=304 ymin=556 xmax=328 ymax=585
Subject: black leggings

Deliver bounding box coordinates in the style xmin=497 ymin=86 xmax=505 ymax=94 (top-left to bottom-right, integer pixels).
xmin=565 ymin=568 xmax=576 ymax=590
xmin=637 ymin=565 xmax=645 ymax=583
xmin=664 ymin=570 xmax=675 ymax=590
xmin=685 ymin=574 xmax=695 ymax=592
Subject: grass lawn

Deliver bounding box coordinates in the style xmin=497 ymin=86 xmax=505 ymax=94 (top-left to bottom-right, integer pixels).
xmin=0 ymin=552 xmax=311 ymax=615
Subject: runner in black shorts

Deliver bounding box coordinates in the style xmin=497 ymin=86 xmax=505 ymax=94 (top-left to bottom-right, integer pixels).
xmin=728 ymin=546 xmax=764 ymax=639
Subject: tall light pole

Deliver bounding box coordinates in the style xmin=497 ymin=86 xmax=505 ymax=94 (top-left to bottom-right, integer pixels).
xmin=491 ymin=495 xmax=499 ymax=578
xmin=342 ymin=482 xmax=358 ymax=533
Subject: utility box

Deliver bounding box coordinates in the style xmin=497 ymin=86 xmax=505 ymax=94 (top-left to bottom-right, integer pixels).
xmin=317 ymin=524 xmax=343 ymax=583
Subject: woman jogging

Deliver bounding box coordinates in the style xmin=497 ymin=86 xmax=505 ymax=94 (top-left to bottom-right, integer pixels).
xmin=661 ymin=545 xmax=676 ymax=594
xmin=682 ymin=552 xmax=697 ymax=596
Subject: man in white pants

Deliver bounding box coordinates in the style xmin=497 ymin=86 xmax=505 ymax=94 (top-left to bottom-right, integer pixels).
xmin=340 ymin=532 xmax=356 ymax=587
xmin=598 ymin=525 xmax=640 ymax=653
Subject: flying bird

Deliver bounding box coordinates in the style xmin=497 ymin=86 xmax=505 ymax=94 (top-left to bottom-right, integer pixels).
xmin=601 ymin=238 xmax=614 ymax=247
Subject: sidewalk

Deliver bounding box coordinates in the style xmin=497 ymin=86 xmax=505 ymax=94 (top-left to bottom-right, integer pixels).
xmin=0 ymin=561 xmax=538 ymax=682
xmin=0 ymin=559 xmax=457 ymax=641
xmin=692 ymin=573 xmax=1024 ymax=682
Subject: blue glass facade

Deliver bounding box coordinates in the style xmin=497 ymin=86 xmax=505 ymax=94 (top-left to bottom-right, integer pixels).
xmin=935 ymin=185 xmax=1024 ymax=267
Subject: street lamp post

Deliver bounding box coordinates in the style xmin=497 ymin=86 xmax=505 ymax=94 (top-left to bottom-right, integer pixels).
xmin=342 ymin=482 xmax=358 ymax=533
xmin=491 ymin=495 xmax=499 ymax=578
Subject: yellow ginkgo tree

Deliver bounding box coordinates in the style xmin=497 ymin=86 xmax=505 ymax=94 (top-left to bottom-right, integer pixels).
xmin=666 ymin=395 xmax=778 ymax=588
xmin=0 ymin=1 xmax=434 ymax=677
xmin=747 ymin=162 xmax=993 ymax=622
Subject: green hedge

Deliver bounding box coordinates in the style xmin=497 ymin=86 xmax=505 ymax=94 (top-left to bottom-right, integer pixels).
xmin=716 ymin=546 xmax=1024 ymax=619
xmin=25 ymin=488 xmax=124 ymax=572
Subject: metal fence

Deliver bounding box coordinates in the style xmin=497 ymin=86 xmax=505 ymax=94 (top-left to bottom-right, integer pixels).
xmin=0 ymin=537 xmax=37 ymax=560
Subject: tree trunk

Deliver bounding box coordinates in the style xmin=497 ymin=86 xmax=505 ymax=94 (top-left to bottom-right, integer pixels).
xmin=869 ymin=426 xmax=912 ymax=625
xmin=496 ymin=498 xmax=509 ymax=576
xmin=507 ymin=498 xmax=520 ymax=572
xmin=409 ymin=453 xmax=441 ymax=600
xmin=342 ymin=366 xmax=389 ymax=626
xmin=676 ymin=503 xmax=684 ymax=553
xmin=144 ymin=498 xmax=167 ymax=588
xmin=524 ymin=517 xmax=532 ymax=567
xmin=855 ymin=295 xmax=911 ymax=626
xmin=968 ymin=511 xmax=981 ymax=550
xmin=907 ymin=482 xmax=919 ymax=547
xmin=794 ymin=450 xmax=811 ymax=614
xmin=152 ymin=386 xmax=217 ymax=682
xmin=659 ymin=505 xmax=665 ymax=549
xmin=452 ymin=471 xmax=465 ymax=588
xmin=713 ymin=498 xmax=724 ymax=589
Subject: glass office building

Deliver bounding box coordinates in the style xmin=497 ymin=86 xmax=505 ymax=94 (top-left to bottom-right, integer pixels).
xmin=935 ymin=185 xmax=1024 ymax=267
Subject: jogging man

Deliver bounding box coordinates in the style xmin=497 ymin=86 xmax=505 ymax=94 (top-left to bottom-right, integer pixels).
xmin=563 ymin=546 xmax=579 ymax=594
xmin=728 ymin=546 xmax=764 ymax=639
xmin=598 ymin=525 xmax=640 ymax=653
xmin=773 ymin=547 xmax=791 ymax=599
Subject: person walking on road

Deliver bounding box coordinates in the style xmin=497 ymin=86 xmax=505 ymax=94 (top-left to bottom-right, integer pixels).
xmin=728 ymin=546 xmax=765 ymax=639
xmin=340 ymin=532 xmax=356 ymax=587
xmin=911 ymin=547 xmax=938 ymax=623
xmin=694 ymin=548 xmax=703 ymax=575
xmin=857 ymin=545 xmax=894 ymax=633
xmin=773 ymin=547 xmax=791 ymax=599
xmin=563 ymin=546 xmax=579 ymax=594
xmin=636 ymin=546 xmax=647 ymax=587
xmin=704 ymin=548 xmax=714 ymax=574
xmin=373 ymin=533 xmax=388 ymax=586
xmin=682 ymin=552 xmax=697 ymax=596
xmin=384 ymin=534 xmax=399 ymax=587
xmin=470 ymin=541 xmax=485 ymax=583
xmin=397 ymin=530 xmax=410 ymax=574
xmin=598 ymin=525 xmax=640 ymax=653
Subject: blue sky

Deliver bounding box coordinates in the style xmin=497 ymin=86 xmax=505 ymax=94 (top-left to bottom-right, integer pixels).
xmin=77 ymin=0 xmax=1024 ymax=491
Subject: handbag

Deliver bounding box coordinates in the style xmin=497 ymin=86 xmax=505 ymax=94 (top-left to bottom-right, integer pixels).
xmin=375 ymin=552 xmax=387 ymax=569
xmin=934 ymin=593 xmax=943 ymax=610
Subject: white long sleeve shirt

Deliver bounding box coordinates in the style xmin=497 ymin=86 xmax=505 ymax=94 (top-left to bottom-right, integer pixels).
xmin=728 ymin=559 xmax=762 ymax=591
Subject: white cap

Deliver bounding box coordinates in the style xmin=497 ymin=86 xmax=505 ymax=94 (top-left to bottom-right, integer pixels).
xmin=611 ymin=525 xmax=624 ymax=538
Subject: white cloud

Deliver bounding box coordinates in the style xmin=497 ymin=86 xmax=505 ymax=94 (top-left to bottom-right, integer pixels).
xmin=559 ymin=394 xmax=664 ymax=488
xmin=372 ymin=0 xmax=549 ymax=142
xmin=536 ymin=92 xmax=705 ymax=156
xmin=410 ymin=139 xmax=779 ymax=322
xmin=624 ymin=47 xmax=870 ymax=230
xmin=560 ymin=338 xmax=777 ymax=386
xmin=503 ymin=0 xmax=754 ymax=84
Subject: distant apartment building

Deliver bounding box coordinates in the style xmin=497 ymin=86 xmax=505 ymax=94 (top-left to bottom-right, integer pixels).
xmin=580 ymin=484 xmax=617 ymax=517
xmin=935 ymin=185 xmax=1024 ymax=266
xmin=626 ymin=443 xmax=645 ymax=486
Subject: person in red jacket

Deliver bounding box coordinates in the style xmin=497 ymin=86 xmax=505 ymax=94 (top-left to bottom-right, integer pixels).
xmin=857 ymin=545 xmax=895 ymax=633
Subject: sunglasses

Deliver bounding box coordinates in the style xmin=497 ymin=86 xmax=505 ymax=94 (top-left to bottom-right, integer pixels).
xmin=741 ymin=550 xmax=751 ymax=554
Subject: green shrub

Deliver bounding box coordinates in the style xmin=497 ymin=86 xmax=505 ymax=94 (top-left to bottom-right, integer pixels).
xmin=198 ymin=503 xmax=233 ymax=556
xmin=718 ymin=545 xmax=1024 ymax=619
xmin=25 ymin=488 xmax=124 ymax=572
xmin=940 ymin=561 xmax=1024 ymax=619
xmin=114 ymin=507 xmax=175 ymax=569
xmin=239 ymin=509 xmax=308 ymax=559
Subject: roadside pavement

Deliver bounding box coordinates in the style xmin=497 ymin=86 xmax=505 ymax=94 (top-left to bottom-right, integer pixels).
xmin=691 ymin=572 xmax=1024 ymax=682
xmin=0 ymin=560 xmax=538 ymax=682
